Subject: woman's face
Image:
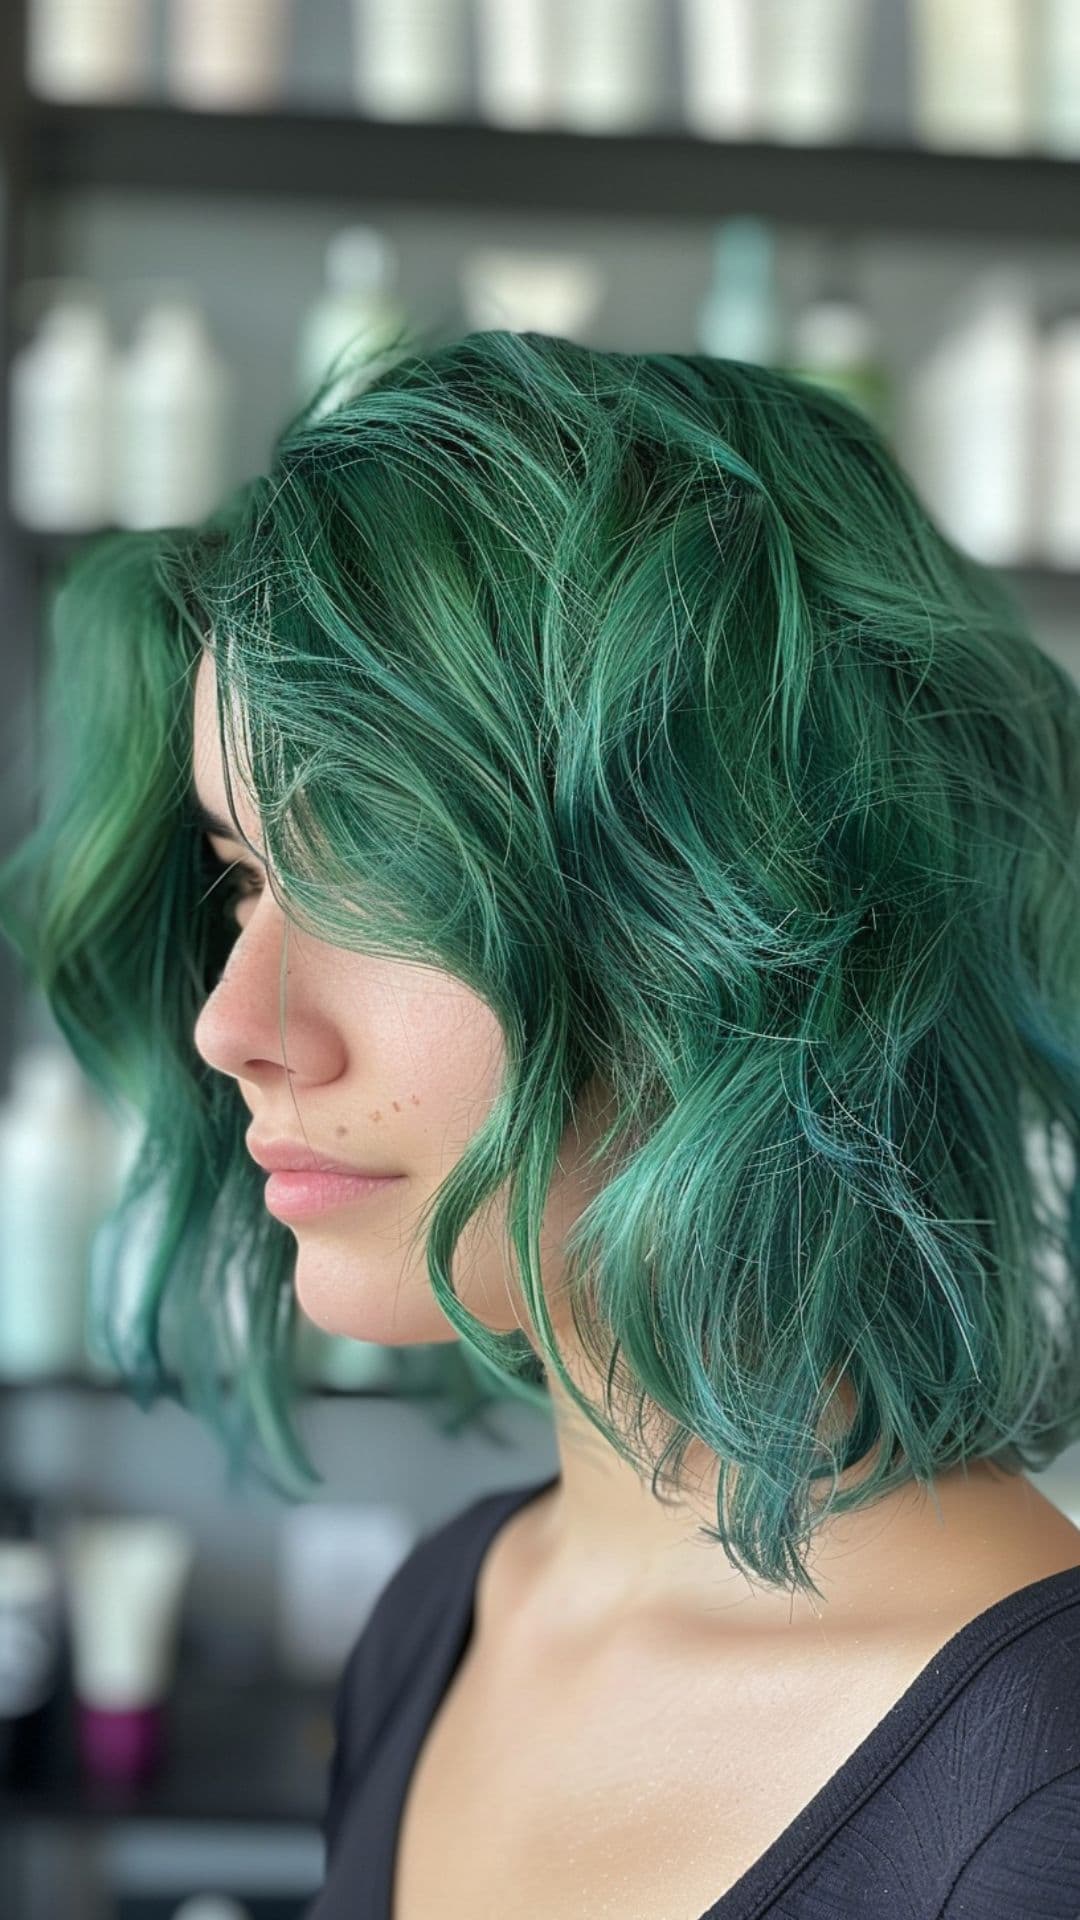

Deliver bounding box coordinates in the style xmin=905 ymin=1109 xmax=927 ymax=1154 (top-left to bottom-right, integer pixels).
xmin=190 ymin=648 xmax=607 ymax=1355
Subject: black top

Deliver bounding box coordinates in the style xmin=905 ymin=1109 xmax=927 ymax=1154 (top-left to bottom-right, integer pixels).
xmin=305 ymin=1471 xmax=1080 ymax=1919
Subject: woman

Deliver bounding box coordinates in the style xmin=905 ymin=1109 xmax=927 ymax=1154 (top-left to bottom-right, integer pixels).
xmin=3 ymin=328 xmax=1080 ymax=1917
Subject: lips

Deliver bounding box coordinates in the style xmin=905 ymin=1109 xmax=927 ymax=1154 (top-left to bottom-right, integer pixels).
xmin=245 ymin=1134 xmax=398 ymax=1178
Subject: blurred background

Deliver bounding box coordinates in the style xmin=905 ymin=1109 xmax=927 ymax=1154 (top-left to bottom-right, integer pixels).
xmin=3 ymin=0 xmax=1080 ymax=1912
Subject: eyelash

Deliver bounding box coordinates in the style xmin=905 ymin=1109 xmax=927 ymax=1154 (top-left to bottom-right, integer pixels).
xmin=220 ymin=867 xmax=264 ymax=924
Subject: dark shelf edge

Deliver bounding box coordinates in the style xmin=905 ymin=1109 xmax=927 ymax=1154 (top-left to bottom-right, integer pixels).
xmin=20 ymin=100 xmax=1080 ymax=237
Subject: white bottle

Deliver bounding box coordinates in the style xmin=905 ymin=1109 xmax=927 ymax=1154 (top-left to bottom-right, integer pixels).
xmin=680 ymin=0 xmax=760 ymax=140
xmin=458 ymin=246 xmax=607 ymax=339
xmin=350 ymin=0 xmax=470 ymax=120
xmin=786 ymin=289 xmax=892 ymax=437
xmin=1036 ymin=310 xmax=1080 ymax=568
xmin=550 ymin=0 xmax=666 ymax=133
xmin=110 ymin=298 xmax=231 ymax=530
xmin=911 ymin=0 xmax=1034 ymax=153
xmin=295 ymin=226 xmax=410 ymax=421
xmin=1034 ymin=0 xmax=1080 ymax=156
xmin=165 ymin=0 xmax=291 ymax=111
xmin=474 ymin=0 xmax=558 ymax=129
xmin=9 ymin=295 xmax=114 ymax=532
xmin=756 ymin=0 xmax=872 ymax=144
xmin=695 ymin=219 xmax=782 ymax=367
xmin=0 ymin=1049 xmax=110 ymax=1380
xmin=26 ymin=0 xmax=151 ymax=102
xmin=903 ymin=271 xmax=1039 ymax=567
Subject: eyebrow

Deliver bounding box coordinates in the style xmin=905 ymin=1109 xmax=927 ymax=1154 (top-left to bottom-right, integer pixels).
xmin=191 ymin=797 xmax=266 ymax=866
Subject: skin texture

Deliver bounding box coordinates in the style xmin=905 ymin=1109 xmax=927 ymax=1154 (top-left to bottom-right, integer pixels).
xmin=191 ymin=647 xmax=1080 ymax=1655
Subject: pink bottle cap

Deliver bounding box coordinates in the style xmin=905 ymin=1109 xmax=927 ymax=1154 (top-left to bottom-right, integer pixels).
xmin=76 ymin=1698 xmax=164 ymax=1783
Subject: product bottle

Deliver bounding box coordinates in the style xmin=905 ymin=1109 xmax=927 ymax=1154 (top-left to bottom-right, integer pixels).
xmin=110 ymin=297 xmax=232 ymax=530
xmin=295 ymin=226 xmax=410 ymax=421
xmin=350 ymin=0 xmax=470 ymax=120
xmin=1036 ymin=308 xmax=1080 ymax=568
xmin=550 ymin=0 xmax=666 ymax=132
xmin=25 ymin=0 xmax=151 ymax=102
xmin=695 ymin=219 xmax=783 ymax=367
xmin=0 ymin=1508 xmax=63 ymax=1789
xmin=458 ymin=246 xmax=607 ymax=339
xmin=756 ymin=0 xmax=872 ymax=144
xmin=0 ymin=1048 xmax=113 ymax=1381
xmin=9 ymin=294 xmax=114 ymax=532
xmin=474 ymin=0 xmax=558 ymax=129
xmin=903 ymin=270 xmax=1039 ymax=567
xmin=680 ymin=0 xmax=759 ymax=140
xmin=165 ymin=0 xmax=291 ymax=111
xmin=1034 ymin=0 xmax=1080 ymax=156
xmin=911 ymin=0 xmax=1034 ymax=153
xmin=784 ymin=282 xmax=893 ymax=440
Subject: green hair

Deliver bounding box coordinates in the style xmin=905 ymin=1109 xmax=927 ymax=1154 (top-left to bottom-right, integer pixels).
xmin=4 ymin=323 xmax=1080 ymax=1599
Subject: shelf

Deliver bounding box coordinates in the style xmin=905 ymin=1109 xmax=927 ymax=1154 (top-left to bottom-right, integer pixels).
xmin=17 ymin=527 xmax=1080 ymax=599
xmin=19 ymin=100 xmax=1080 ymax=238
xmin=0 ymin=1371 xmax=437 ymax=1399
xmin=2 ymin=1659 xmax=332 ymax=1828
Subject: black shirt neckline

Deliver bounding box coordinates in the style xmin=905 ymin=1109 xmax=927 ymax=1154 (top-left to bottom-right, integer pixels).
xmin=375 ymin=1473 xmax=1080 ymax=1920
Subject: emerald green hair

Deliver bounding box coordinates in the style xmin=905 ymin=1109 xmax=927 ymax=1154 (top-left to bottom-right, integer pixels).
xmin=4 ymin=324 xmax=1080 ymax=1597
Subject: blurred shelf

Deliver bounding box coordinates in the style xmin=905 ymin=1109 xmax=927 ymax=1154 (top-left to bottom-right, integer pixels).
xmin=0 ymin=1370 xmax=436 ymax=1399
xmin=17 ymin=527 xmax=1080 ymax=600
xmin=19 ymin=101 xmax=1080 ymax=238
xmin=2 ymin=1659 xmax=332 ymax=1827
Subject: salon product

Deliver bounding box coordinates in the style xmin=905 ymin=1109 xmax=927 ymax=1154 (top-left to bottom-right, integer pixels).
xmin=9 ymin=294 xmax=114 ymax=531
xmin=60 ymin=1515 xmax=194 ymax=1784
xmin=680 ymin=0 xmax=758 ymax=139
xmin=755 ymin=0 xmax=871 ymax=143
xmin=695 ymin=219 xmax=782 ymax=367
xmin=911 ymin=0 xmax=1034 ymax=153
xmin=350 ymin=0 xmax=470 ymax=120
xmin=904 ymin=270 xmax=1039 ymax=567
xmin=110 ymin=297 xmax=231 ymax=529
xmin=474 ymin=0 xmax=558 ymax=128
xmin=26 ymin=0 xmax=151 ymax=101
xmin=0 ymin=1541 xmax=62 ymax=1721
xmin=295 ymin=226 xmax=409 ymax=420
xmin=166 ymin=0 xmax=291 ymax=110
xmin=785 ymin=287 xmax=892 ymax=438
xmin=1036 ymin=310 xmax=1080 ymax=567
xmin=1035 ymin=0 xmax=1080 ymax=155
xmin=458 ymin=247 xmax=606 ymax=339
xmin=550 ymin=0 xmax=666 ymax=132
xmin=275 ymin=1501 xmax=416 ymax=1682
xmin=0 ymin=1047 xmax=111 ymax=1380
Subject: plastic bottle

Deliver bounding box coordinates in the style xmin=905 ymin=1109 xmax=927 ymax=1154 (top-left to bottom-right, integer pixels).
xmin=170 ymin=1901 xmax=253 ymax=1920
xmin=756 ymin=0 xmax=872 ymax=144
xmin=1036 ymin=308 xmax=1080 ymax=567
xmin=680 ymin=0 xmax=759 ymax=140
xmin=911 ymin=0 xmax=1034 ymax=153
xmin=25 ymin=0 xmax=151 ymax=102
xmin=165 ymin=0 xmax=291 ymax=112
xmin=350 ymin=0 xmax=470 ymax=120
xmin=1034 ymin=0 xmax=1080 ymax=156
xmin=784 ymin=281 xmax=893 ymax=439
xmin=110 ymin=297 xmax=231 ymax=530
xmin=903 ymin=270 xmax=1040 ymax=567
xmin=294 ymin=226 xmax=410 ymax=421
xmin=457 ymin=246 xmax=606 ymax=339
xmin=0 ymin=1048 xmax=112 ymax=1380
xmin=694 ymin=219 xmax=783 ymax=368
xmin=474 ymin=0 xmax=558 ymax=129
xmin=550 ymin=0 xmax=666 ymax=132
xmin=9 ymin=294 xmax=114 ymax=532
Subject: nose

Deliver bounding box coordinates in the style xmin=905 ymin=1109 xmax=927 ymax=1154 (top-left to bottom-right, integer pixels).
xmin=192 ymin=893 xmax=339 ymax=1089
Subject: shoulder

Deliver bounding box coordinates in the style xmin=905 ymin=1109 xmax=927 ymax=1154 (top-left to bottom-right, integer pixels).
xmin=939 ymin=1765 xmax=1080 ymax=1918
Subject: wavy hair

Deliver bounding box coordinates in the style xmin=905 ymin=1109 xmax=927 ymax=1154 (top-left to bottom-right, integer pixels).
xmin=3 ymin=324 xmax=1080 ymax=1595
